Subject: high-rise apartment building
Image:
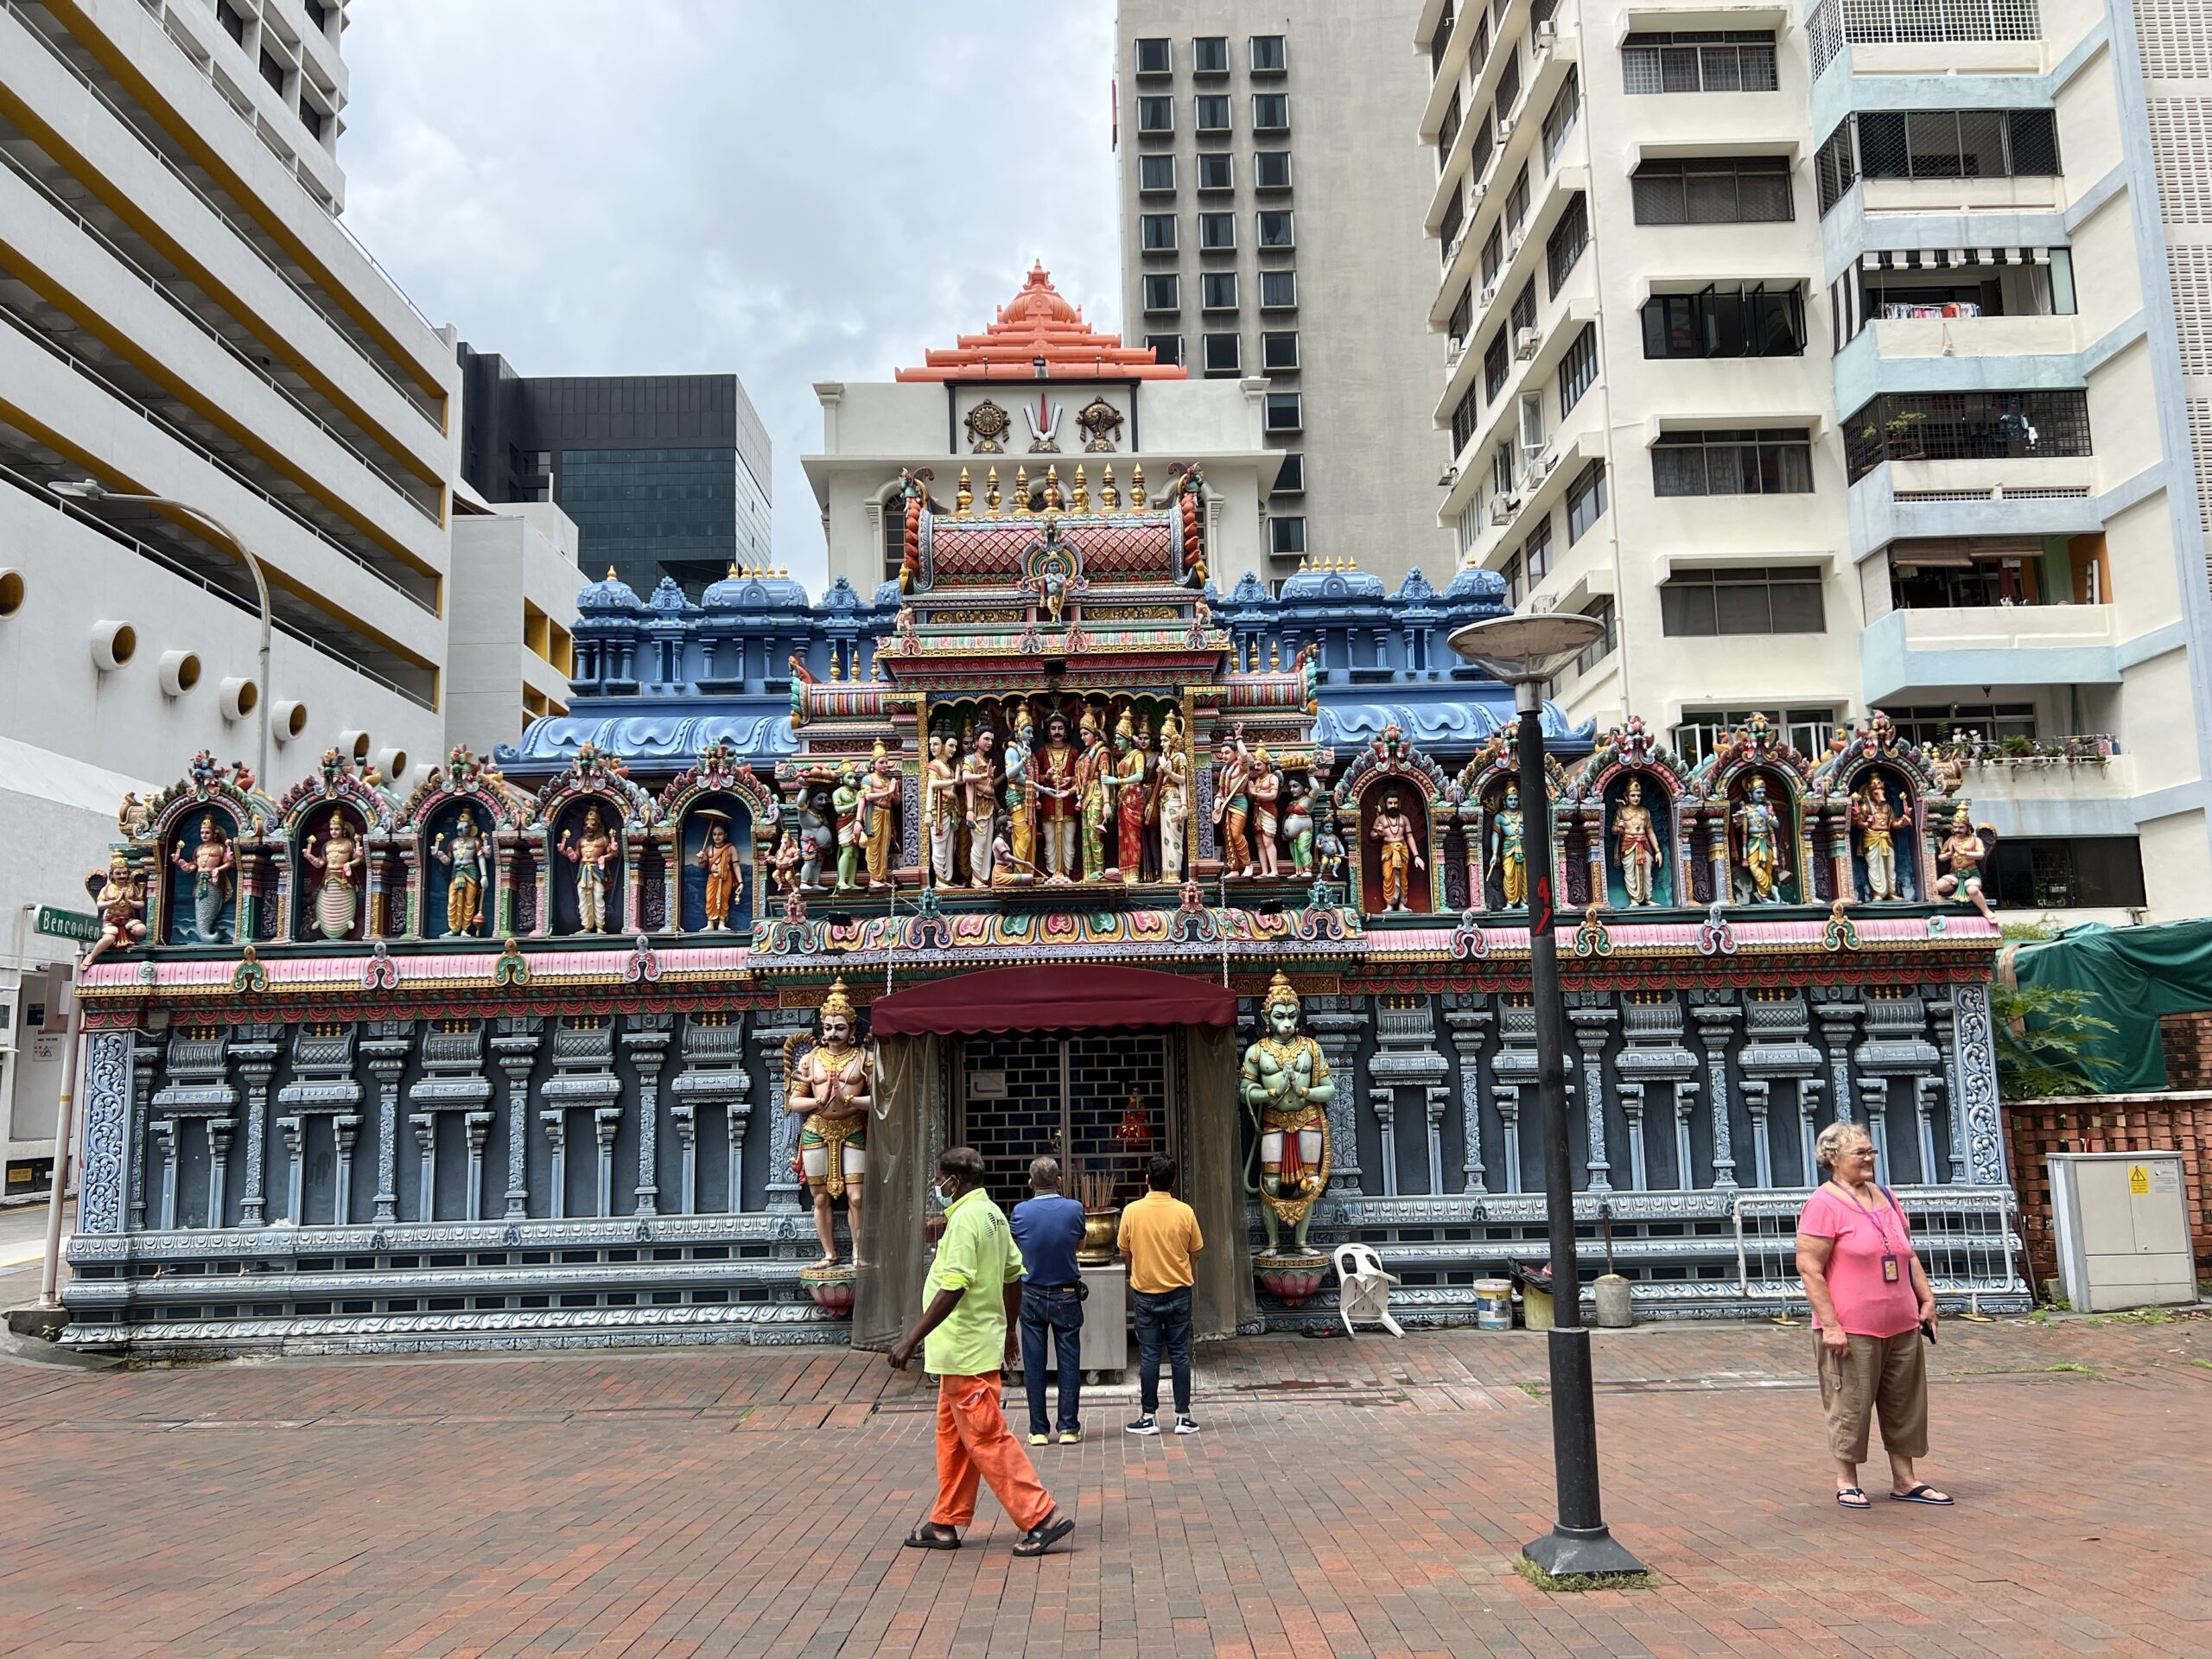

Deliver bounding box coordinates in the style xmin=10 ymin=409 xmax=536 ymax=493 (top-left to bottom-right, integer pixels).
xmin=0 ymin=0 xmax=571 ymax=1192
xmin=1115 ymin=1 xmax=1454 ymax=590
xmin=1418 ymin=0 xmax=2212 ymax=922
xmin=458 ymin=346 xmax=773 ymax=601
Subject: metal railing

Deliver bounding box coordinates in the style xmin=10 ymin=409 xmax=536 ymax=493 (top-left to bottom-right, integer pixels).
xmin=0 ymin=456 xmax=432 ymax=709
xmin=1809 ymin=0 xmax=2042 ymax=79
xmin=1 ymin=0 xmax=445 ymax=423
xmin=0 ymin=145 xmax=440 ymax=523
xmin=1734 ymin=1186 xmax=2024 ymax=1314
xmin=0 ymin=297 xmax=435 ymax=613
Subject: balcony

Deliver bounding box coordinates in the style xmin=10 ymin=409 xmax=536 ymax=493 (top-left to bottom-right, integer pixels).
xmin=1427 ymin=25 xmax=1580 ymax=299
xmin=1807 ymin=0 xmax=2048 ymax=81
xmin=1860 ymin=601 xmax=2120 ymax=702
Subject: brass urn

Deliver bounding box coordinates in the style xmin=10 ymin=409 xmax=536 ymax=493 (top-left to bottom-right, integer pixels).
xmin=1077 ymin=1207 xmax=1120 ymax=1267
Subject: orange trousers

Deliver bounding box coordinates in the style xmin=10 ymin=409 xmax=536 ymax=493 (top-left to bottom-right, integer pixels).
xmin=931 ymin=1371 xmax=1055 ymax=1532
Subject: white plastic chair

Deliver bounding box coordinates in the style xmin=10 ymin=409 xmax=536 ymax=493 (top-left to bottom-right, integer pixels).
xmin=1332 ymin=1242 xmax=1403 ymax=1338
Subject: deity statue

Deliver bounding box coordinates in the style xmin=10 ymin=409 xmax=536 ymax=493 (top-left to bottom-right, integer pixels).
xmin=82 ymin=854 xmax=146 ymax=967
xmin=693 ymin=812 xmax=743 ymax=930
xmin=432 ymin=810 xmax=489 ymax=937
xmin=1135 ymin=718 xmax=1164 ymax=881
xmin=1368 ymin=789 xmax=1425 ymax=912
xmin=925 ymin=733 xmax=960 ymax=887
xmin=796 ymin=790 xmax=835 ymax=891
xmin=1249 ymin=745 xmax=1282 ymax=878
xmin=1156 ymin=709 xmax=1191 ymax=883
xmin=557 ymin=804 xmax=618 ymax=932
xmin=302 ymin=814 xmax=365 ymax=941
xmin=1076 ymin=708 xmax=1110 ymax=880
xmin=785 ymin=979 xmax=873 ymax=1269
xmin=1611 ymin=779 xmax=1662 ymax=907
xmin=1109 ymin=710 xmax=1149 ymax=881
xmin=170 ymin=817 xmax=235 ymax=944
xmin=1034 ymin=710 xmax=1080 ymax=880
xmin=1241 ymin=970 xmax=1336 ymax=1256
xmin=1003 ymin=709 xmax=1038 ymax=880
xmin=771 ymin=830 xmax=803 ymax=897
xmin=1488 ymin=785 xmax=1526 ymax=908
xmin=1852 ymin=774 xmax=1904 ymax=901
xmin=1936 ymin=804 xmax=1997 ymax=921
xmin=860 ymin=741 xmax=900 ymax=891
xmin=1281 ymin=778 xmax=1316 ymax=877
xmin=1313 ymin=808 xmax=1345 ymax=887
xmin=830 ymin=768 xmax=864 ymax=892
xmin=1732 ymin=778 xmax=1787 ymax=905
xmin=960 ymin=725 xmax=1000 ymax=888
xmin=1212 ymin=728 xmax=1255 ymax=877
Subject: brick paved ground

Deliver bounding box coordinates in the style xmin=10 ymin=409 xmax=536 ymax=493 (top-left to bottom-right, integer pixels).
xmin=1 ymin=1315 xmax=2207 ymax=1658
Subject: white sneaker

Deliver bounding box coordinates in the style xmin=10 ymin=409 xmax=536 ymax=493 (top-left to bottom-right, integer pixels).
xmin=1173 ymin=1416 xmax=1200 ymax=1435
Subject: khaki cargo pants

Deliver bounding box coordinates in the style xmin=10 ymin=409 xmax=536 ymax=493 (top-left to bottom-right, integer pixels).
xmin=1815 ymin=1330 xmax=1929 ymax=1465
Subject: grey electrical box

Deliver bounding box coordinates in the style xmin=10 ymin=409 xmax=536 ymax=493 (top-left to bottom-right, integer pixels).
xmin=2047 ymin=1152 xmax=2196 ymax=1313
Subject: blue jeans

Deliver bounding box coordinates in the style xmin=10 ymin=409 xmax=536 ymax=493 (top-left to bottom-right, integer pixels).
xmin=1019 ymin=1283 xmax=1084 ymax=1435
xmin=1133 ymin=1286 xmax=1193 ymax=1417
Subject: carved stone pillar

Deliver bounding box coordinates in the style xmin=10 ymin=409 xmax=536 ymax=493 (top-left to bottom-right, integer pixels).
xmin=622 ymin=1013 xmax=674 ymax=1217
xmin=278 ymin=1115 xmax=305 ymax=1223
xmin=207 ymin=1120 xmax=234 ymax=1224
xmin=128 ymin=1032 xmax=158 ymax=1233
xmin=230 ymin=1023 xmax=282 ymax=1227
xmin=1930 ymin=996 xmax=1966 ymax=1182
xmin=594 ymin=1107 xmax=622 ymax=1217
xmin=1671 ymin=1079 xmax=1696 ymax=1192
xmin=1951 ymin=982 xmax=2004 ymax=1183
xmin=1796 ymin=1077 xmax=1822 ymax=1185
xmin=1368 ymin=1086 xmax=1398 ymax=1198
xmin=464 ymin=1111 xmax=493 ymax=1221
xmin=1424 ymin=1084 xmax=1450 ymax=1196
xmin=754 ymin=1018 xmax=807 ymax=1213
xmin=411 ymin=1113 xmax=437 ymax=1219
xmin=1817 ymin=998 xmax=1861 ymax=1129
xmin=492 ymin=1017 xmax=543 ymax=1219
xmin=1690 ymin=1001 xmax=1738 ymax=1190
xmin=1618 ymin=1082 xmax=1646 ymax=1192
xmin=1441 ymin=1001 xmax=1491 ymax=1195
xmin=152 ymin=1118 xmax=181 ymax=1231
xmin=1915 ymin=1077 xmax=1942 ymax=1185
xmin=541 ymin=1109 xmax=569 ymax=1219
xmin=361 ymin=1021 xmax=412 ymax=1224
xmin=672 ymin=1104 xmax=698 ymax=1215
xmin=1569 ymin=1002 xmax=1618 ymax=1194
xmin=1307 ymin=1002 xmax=1366 ymax=1194
xmin=333 ymin=1114 xmax=360 ymax=1226
xmin=1857 ymin=1077 xmax=1892 ymax=1166
xmin=1742 ymin=1079 xmax=1773 ymax=1188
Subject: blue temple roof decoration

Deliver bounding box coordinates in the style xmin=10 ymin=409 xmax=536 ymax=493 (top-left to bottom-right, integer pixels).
xmin=501 ymin=550 xmax=1592 ymax=777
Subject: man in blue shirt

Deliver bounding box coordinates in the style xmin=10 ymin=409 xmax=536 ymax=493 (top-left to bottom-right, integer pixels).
xmin=1009 ymin=1154 xmax=1090 ymax=1445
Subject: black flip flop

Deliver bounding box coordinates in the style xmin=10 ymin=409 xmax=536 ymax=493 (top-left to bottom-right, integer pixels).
xmin=905 ymin=1522 xmax=962 ymax=1550
xmin=1889 ymin=1484 xmax=1955 ymax=1506
xmin=1835 ymin=1486 xmax=1870 ymax=1510
xmin=1013 ymin=1516 xmax=1076 ymax=1556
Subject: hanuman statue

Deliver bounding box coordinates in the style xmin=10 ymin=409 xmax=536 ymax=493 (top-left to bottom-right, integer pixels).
xmin=1241 ymin=970 xmax=1336 ymax=1257
xmin=785 ymin=978 xmax=873 ymax=1269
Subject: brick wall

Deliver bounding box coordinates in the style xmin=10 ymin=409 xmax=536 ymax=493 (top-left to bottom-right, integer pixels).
xmin=2158 ymin=1012 xmax=2212 ymax=1090
xmin=2004 ymin=1090 xmax=2212 ymax=1286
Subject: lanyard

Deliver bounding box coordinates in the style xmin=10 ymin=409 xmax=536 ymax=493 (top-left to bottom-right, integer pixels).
xmin=1834 ymin=1181 xmax=1901 ymax=1253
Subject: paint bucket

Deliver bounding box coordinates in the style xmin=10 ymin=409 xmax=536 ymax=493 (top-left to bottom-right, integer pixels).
xmin=1474 ymin=1279 xmax=1513 ymax=1331
xmin=1522 ymin=1283 xmax=1554 ymax=1332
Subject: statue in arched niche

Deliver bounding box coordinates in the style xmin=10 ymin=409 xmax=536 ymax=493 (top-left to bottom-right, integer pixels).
xmin=1488 ymin=784 xmax=1527 ymax=909
xmin=1611 ymin=779 xmax=1662 ymax=907
xmin=1732 ymin=778 xmax=1789 ymax=905
xmin=171 ymin=815 xmax=237 ymax=944
xmin=1367 ymin=788 xmax=1425 ymax=912
xmin=559 ymin=804 xmax=620 ymax=932
xmin=433 ymin=809 xmax=490 ymax=937
xmin=693 ymin=811 xmax=743 ymax=930
xmin=1851 ymin=773 xmax=1906 ymax=901
xmin=302 ymin=810 xmax=365 ymax=941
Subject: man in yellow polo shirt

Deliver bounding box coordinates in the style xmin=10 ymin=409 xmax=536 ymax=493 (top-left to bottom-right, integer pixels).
xmin=1117 ymin=1153 xmax=1205 ymax=1436
xmin=889 ymin=1147 xmax=1075 ymax=1556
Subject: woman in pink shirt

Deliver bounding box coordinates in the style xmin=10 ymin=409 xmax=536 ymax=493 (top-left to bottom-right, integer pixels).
xmin=1796 ymin=1121 xmax=1953 ymax=1510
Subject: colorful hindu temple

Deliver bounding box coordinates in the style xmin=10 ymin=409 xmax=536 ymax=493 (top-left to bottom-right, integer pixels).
xmin=58 ymin=276 xmax=2020 ymax=1354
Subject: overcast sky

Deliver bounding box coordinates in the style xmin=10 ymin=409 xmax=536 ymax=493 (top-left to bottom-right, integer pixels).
xmin=340 ymin=2 xmax=1119 ymax=586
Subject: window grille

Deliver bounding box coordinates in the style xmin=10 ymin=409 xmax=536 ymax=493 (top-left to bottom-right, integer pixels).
xmin=1546 ymin=194 xmax=1587 ymax=298
xmin=1808 ymin=1 xmax=2042 ymax=79
xmin=1843 ymin=391 xmax=2091 ymax=479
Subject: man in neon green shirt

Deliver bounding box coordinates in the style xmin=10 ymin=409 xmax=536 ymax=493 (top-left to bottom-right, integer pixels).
xmin=889 ymin=1147 xmax=1076 ymax=1556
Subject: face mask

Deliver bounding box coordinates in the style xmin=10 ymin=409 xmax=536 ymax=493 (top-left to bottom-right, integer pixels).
xmin=928 ymin=1179 xmax=955 ymax=1211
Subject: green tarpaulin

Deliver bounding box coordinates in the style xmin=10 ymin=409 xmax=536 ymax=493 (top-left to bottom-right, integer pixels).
xmin=2003 ymin=918 xmax=2212 ymax=1094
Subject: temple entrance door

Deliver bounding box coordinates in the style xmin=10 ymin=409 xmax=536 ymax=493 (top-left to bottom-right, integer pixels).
xmin=955 ymin=1032 xmax=1177 ymax=1211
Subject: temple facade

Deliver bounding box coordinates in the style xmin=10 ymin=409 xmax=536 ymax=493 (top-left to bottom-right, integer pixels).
xmin=58 ymin=273 xmax=2018 ymax=1355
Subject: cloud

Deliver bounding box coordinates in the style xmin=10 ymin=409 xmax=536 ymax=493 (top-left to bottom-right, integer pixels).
xmin=340 ymin=0 xmax=1120 ymax=586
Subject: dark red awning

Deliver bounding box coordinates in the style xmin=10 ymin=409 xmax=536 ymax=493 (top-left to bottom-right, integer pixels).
xmin=868 ymin=963 xmax=1236 ymax=1037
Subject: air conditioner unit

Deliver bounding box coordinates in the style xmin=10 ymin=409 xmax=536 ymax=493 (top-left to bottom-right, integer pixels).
xmin=1535 ymin=19 xmax=1556 ymax=41
xmin=1466 ymin=181 xmax=1487 ymax=208
xmin=1507 ymin=231 xmax=1524 ymax=261
xmin=1515 ymin=325 xmax=1541 ymax=359
xmin=1495 ymin=118 xmax=1515 ymax=145
xmin=1529 ymin=592 xmax=1559 ymax=615
xmin=1535 ymin=447 xmax=1560 ymax=478
xmin=1478 ymin=281 xmax=1499 ymax=308
xmin=1445 ymin=340 xmax=1466 ymax=370
xmin=1446 ymin=226 xmax=1468 ymax=264
xmin=1489 ymin=495 xmax=1517 ymax=525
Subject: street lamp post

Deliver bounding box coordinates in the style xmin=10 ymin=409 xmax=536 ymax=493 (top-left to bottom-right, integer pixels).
xmin=49 ymin=480 xmax=273 ymax=789
xmin=1447 ymin=612 xmax=1647 ymax=1582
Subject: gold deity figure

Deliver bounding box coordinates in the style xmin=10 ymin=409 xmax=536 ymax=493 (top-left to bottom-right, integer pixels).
xmin=960 ymin=726 xmax=1001 ymax=888
xmin=1241 ymin=971 xmax=1337 ymax=1256
xmin=694 ymin=811 xmax=743 ymax=930
xmin=1076 ymin=707 xmax=1111 ymax=880
xmin=1107 ymin=709 xmax=1148 ymax=881
xmin=170 ymin=816 xmax=236 ymax=944
xmin=1488 ymin=785 xmax=1527 ymax=909
xmin=432 ymin=810 xmax=490 ymax=937
xmin=1368 ymin=790 xmax=1425 ymax=912
xmin=785 ymin=979 xmax=873 ymax=1268
xmin=1003 ymin=708 xmax=1039 ymax=880
xmin=1936 ymin=804 xmax=1997 ymax=922
xmin=1611 ymin=779 xmax=1661 ymax=906
xmin=1212 ymin=728 xmax=1255 ymax=877
xmin=859 ymin=740 xmax=901 ymax=890
xmin=925 ymin=733 xmax=961 ymax=887
xmin=557 ymin=804 xmax=618 ymax=932
xmin=1033 ymin=709 xmax=1080 ymax=880
xmin=83 ymin=854 xmax=147 ymax=967
xmin=1732 ymin=779 xmax=1786 ymax=905
xmin=1249 ymin=745 xmax=1283 ymax=878
xmin=1852 ymin=774 xmax=1903 ymax=901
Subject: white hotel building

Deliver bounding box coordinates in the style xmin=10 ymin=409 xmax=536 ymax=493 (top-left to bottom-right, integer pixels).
xmin=1418 ymin=0 xmax=2212 ymax=923
xmin=0 ymin=0 xmax=576 ymax=1192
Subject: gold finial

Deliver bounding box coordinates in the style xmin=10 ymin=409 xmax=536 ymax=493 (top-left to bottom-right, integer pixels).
xmin=1044 ymin=463 xmax=1063 ymax=510
xmin=1268 ymin=638 xmax=1281 ymax=670
xmin=604 ymin=565 xmax=617 ymax=582
xmin=957 ymin=466 xmax=973 ymax=518
xmin=819 ymin=977 xmax=856 ymax=1024
xmin=1348 ymin=553 xmax=1358 ymax=569
xmin=1101 ymin=463 xmax=1118 ymax=510
xmin=777 ymin=565 xmax=787 ymax=579
xmin=728 ymin=562 xmax=741 ymax=579
xmin=985 ymin=465 xmax=1001 ymax=518
xmin=1262 ymin=968 xmax=1301 ymax=1015
xmin=1130 ymin=463 xmax=1147 ymax=510
xmin=1297 ymin=555 xmax=1309 ymax=572
xmin=1014 ymin=464 xmax=1032 ymax=518
xmin=1071 ymin=463 xmax=1089 ymax=514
